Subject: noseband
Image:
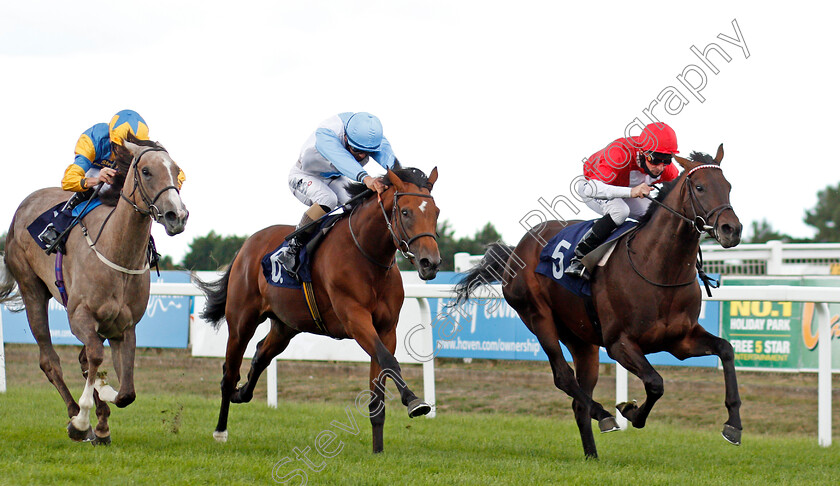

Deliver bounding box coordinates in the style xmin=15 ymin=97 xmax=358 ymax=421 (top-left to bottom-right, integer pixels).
xmin=120 ymin=146 xmax=181 ymax=222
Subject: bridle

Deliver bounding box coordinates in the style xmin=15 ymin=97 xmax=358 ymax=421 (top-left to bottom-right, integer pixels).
xmin=77 ymin=145 xmax=176 ymax=277
xmin=628 ymin=164 xmax=730 ymax=291
xmin=644 ymin=164 xmax=732 ymax=240
xmin=120 ymin=146 xmax=181 ymax=223
xmin=349 ymin=188 xmax=438 ymax=268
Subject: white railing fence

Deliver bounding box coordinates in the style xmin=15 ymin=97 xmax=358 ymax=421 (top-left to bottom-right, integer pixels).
xmin=455 ymin=241 xmax=840 ymax=275
xmin=1 ymin=281 xmax=835 ymax=447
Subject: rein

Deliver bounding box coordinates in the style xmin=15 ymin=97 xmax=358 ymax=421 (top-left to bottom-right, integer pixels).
xmin=628 ymin=164 xmax=727 ymax=294
xmin=120 ymin=146 xmax=181 ymax=223
xmin=81 ymin=145 xmax=170 ymax=276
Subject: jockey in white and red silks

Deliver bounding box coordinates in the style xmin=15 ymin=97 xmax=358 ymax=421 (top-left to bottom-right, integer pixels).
xmin=567 ymin=122 xmax=680 ymax=280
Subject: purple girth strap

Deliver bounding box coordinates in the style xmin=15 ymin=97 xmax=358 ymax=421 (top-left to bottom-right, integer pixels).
xmin=54 ymin=253 xmax=68 ymax=307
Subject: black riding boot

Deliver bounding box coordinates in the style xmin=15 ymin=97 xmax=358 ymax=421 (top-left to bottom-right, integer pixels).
xmin=276 ymin=205 xmax=329 ymax=279
xmin=565 ymin=216 xmax=618 ymax=280
xmin=40 ymin=191 xmax=90 ymax=254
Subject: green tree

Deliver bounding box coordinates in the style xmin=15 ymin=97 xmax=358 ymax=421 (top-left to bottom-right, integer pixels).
xmin=157 ymin=255 xmax=180 ymax=270
xmin=804 ymin=182 xmax=840 ymax=242
xmin=455 ymin=222 xmax=503 ymax=257
xmin=181 ymin=231 xmax=247 ymax=270
xmin=397 ymin=220 xmax=503 ymax=272
xmin=745 ymin=219 xmax=793 ymax=244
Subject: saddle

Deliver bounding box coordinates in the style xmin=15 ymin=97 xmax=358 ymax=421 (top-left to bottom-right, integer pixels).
xmin=27 ymin=201 xmax=76 ymax=254
xmin=27 ymin=198 xmax=161 ymax=268
xmin=262 ymin=211 xmax=346 ymax=289
xmin=535 ymin=220 xmax=638 ymax=297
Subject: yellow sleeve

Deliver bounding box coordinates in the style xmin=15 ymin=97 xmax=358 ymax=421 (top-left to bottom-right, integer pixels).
xmin=74 ymin=133 xmax=96 ymax=162
xmin=61 ymin=164 xmax=87 ymax=192
xmin=177 ymin=169 xmax=186 ymax=189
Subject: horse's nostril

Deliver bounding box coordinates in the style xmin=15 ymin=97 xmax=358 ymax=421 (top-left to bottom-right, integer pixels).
xmin=165 ymin=211 xmax=177 ymax=223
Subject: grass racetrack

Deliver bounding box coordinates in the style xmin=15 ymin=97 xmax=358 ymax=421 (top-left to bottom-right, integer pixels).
xmin=0 ymin=344 xmax=837 ymax=485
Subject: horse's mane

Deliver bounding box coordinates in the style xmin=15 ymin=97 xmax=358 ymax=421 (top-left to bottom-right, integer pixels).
xmin=636 ymin=151 xmax=716 ymax=226
xmin=344 ymin=162 xmax=431 ymax=200
xmin=99 ymin=132 xmax=160 ymax=206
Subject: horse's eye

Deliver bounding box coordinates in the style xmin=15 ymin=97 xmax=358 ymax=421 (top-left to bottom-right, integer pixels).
xmin=695 ymin=184 xmax=704 ymax=192
xmin=401 ymin=209 xmax=410 ymax=216
xmin=142 ymin=167 xmax=151 ymax=176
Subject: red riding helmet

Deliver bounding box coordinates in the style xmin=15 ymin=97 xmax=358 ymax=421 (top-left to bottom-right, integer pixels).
xmin=637 ymin=123 xmax=679 ymax=154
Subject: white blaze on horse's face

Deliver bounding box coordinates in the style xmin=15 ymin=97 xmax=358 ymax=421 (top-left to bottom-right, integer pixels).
xmin=418 ymin=201 xmax=428 ymax=214
xmin=152 ymin=152 xmax=189 ymax=236
xmin=158 ymin=155 xmax=185 ymax=216
xmin=123 ymin=141 xmax=190 ymax=236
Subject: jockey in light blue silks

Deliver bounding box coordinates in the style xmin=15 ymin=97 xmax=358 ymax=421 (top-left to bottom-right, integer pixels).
xmin=276 ymin=112 xmax=398 ymax=279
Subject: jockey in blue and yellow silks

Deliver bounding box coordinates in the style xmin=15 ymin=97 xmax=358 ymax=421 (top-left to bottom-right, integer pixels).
xmin=39 ymin=110 xmax=184 ymax=253
xmin=61 ymin=110 xmax=153 ymax=194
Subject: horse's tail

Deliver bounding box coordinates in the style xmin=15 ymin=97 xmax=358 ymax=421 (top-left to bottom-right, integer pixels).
xmin=193 ymin=252 xmax=237 ymax=330
xmin=0 ymin=253 xmax=23 ymax=311
xmin=451 ymin=243 xmax=515 ymax=309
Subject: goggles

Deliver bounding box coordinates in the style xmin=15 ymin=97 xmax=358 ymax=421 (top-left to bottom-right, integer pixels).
xmin=647 ymin=152 xmax=673 ymax=166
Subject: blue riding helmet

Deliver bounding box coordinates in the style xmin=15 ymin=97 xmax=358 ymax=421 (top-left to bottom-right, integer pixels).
xmin=345 ymin=112 xmax=383 ymax=152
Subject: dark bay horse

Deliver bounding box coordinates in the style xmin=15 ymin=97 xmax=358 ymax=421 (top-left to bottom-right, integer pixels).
xmin=454 ymin=147 xmax=742 ymax=458
xmin=0 ymin=135 xmax=188 ymax=444
xmin=196 ymin=166 xmax=440 ymax=453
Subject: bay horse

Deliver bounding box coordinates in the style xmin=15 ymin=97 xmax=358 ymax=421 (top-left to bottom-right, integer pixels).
xmin=196 ymin=166 xmax=440 ymax=453
xmin=0 ymin=135 xmax=188 ymax=444
xmin=453 ymin=146 xmax=742 ymax=458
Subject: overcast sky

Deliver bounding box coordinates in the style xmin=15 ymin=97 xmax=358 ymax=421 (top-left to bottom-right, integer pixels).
xmin=1 ymin=1 xmax=838 ymax=263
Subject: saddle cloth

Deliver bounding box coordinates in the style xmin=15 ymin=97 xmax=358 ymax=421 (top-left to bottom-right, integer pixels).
xmin=262 ymin=241 xmax=311 ymax=290
xmin=534 ymin=220 xmax=637 ymax=297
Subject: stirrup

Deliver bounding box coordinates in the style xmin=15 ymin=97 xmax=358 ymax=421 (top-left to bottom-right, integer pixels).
xmin=277 ymin=243 xmax=301 ymax=277
xmin=565 ymin=259 xmax=590 ymax=280
xmin=39 ymin=224 xmax=63 ymax=255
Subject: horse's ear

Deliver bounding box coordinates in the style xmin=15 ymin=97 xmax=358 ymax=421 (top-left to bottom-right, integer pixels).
xmin=121 ymin=140 xmax=142 ymax=160
xmin=425 ymin=167 xmax=438 ymax=191
xmin=714 ymin=144 xmax=724 ymax=164
xmin=386 ymin=170 xmax=406 ymax=192
xmin=674 ymin=155 xmax=698 ymax=171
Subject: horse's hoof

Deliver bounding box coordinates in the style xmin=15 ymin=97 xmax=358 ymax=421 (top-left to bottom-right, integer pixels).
xmin=722 ymin=424 xmax=741 ymax=446
xmin=213 ymin=430 xmax=228 ymax=443
xmin=599 ymin=417 xmax=620 ymax=433
xmin=616 ymin=400 xmax=638 ymax=416
xmin=67 ymin=423 xmax=95 ymax=442
xmin=91 ymin=435 xmax=111 ymax=446
xmin=407 ymin=398 xmax=431 ymax=418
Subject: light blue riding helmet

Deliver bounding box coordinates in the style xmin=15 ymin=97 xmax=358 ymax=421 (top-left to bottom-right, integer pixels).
xmin=345 ymin=112 xmax=383 ymax=152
